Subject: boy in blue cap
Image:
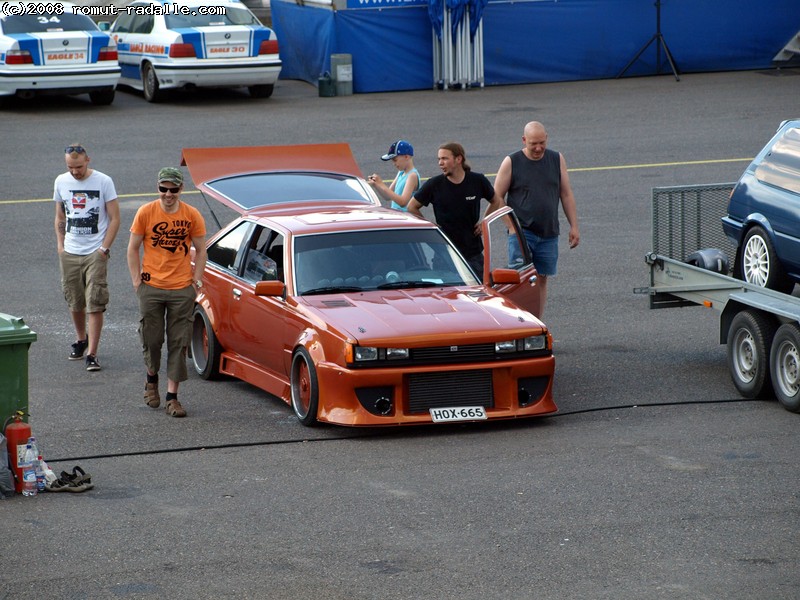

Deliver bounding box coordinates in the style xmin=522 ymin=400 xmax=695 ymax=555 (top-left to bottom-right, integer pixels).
xmin=367 ymin=139 xmax=420 ymax=211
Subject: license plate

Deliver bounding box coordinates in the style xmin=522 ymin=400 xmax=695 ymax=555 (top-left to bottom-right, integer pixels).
xmin=429 ymin=406 xmax=487 ymax=423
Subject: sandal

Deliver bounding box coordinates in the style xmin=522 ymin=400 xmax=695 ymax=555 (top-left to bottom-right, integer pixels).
xmin=46 ymin=466 xmax=94 ymax=492
xmin=165 ymin=398 xmax=186 ymax=418
xmin=144 ymin=381 xmax=160 ymax=408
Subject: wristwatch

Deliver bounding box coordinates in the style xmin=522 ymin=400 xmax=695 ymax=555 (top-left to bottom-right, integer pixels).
xmin=99 ymin=246 xmax=110 ymax=256
xmin=194 ymin=280 xmax=203 ymax=288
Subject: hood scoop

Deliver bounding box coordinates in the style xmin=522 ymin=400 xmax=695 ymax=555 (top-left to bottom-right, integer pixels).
xmin=321 ymin=299 xmax=354 ymax=308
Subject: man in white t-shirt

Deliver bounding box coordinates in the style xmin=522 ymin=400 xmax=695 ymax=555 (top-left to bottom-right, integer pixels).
xmin=53 ymin=144 xmax=120 ymax=371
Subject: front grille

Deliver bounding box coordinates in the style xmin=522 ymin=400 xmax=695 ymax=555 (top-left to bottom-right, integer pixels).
xmin=412 ymin=343 xmax=496 ymax=362
xmin=407 ymin=370 xmax=493 ymax=413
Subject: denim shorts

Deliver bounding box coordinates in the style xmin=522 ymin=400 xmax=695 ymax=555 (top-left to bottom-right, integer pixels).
xmin=508 ymin=230 xmax=559 ymax=277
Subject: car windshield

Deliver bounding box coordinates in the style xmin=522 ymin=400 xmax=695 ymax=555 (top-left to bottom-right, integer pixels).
xmin=0 ymin=13 xmax=98 ymax=33
xmin=294 ymin=228 xmax=479 ymax=296
xmin=206 ymin=172 xmax=374 ymax=211
xmin=165 ymin=6 xmax=260 ymax=28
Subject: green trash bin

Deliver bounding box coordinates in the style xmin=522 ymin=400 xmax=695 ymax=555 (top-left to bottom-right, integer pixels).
xmin=0 ymin=313 xmax=37 ymax=427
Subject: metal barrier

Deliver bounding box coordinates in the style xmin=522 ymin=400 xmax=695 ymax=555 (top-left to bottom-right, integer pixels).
xmin=651 ymin=182 xmax=736 ymax=264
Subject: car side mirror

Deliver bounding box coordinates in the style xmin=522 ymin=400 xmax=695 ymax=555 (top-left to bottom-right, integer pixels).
xmin=98 ymin=21 xmax=110 ymax=31
xmin=490 ymin=268 xmax=521 ymax=285
xmin=255 ymin=280 xmax=286 ymax=297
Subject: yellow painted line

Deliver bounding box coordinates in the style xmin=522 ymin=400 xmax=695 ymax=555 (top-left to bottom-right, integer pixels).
xmin=0 ymin=189 xmax=202 ymax=205
xmin=1 ymin=158 xmax=752 ymax=205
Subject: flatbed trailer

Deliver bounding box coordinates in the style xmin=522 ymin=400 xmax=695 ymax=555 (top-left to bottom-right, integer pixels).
xmin=639 ymin=183 xmax=800 ymax=413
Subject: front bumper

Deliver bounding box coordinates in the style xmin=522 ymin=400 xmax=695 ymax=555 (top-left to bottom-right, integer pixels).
xmin=314 ymin=355 xmax=557 ymax=426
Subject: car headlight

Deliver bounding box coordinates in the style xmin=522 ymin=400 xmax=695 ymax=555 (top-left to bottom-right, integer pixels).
xmin=523 ymin=335 xmax=547 ymax=351
xmin=495 ymin=335 xmax=548 ymax=354
xmin=351 ymin=346 xmax=409 ymax=362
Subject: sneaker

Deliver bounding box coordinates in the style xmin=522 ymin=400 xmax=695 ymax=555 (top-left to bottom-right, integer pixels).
xmin=85 ymin=354 xmax=101 ymax=371
xmin=69 ymin=339 xmax=88 ymax=360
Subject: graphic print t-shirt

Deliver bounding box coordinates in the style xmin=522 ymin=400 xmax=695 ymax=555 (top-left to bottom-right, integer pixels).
xmin=53 ymin=170 xmax=117 ymax=255
xmin=130 ymin=200 xmax=207 ymax=290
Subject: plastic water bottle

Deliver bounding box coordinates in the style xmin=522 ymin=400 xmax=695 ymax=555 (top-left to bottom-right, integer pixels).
xmin=27 ymin=436 xmax=38 ymax=459
xmin=20 ymin=443 xmax=37 ymax=497
xmin=35 ymin=455 xmax=45 ymax=493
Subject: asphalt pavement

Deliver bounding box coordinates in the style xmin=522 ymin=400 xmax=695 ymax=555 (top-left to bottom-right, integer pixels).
xmin=0 ymin=68 xmax=799 ymax=599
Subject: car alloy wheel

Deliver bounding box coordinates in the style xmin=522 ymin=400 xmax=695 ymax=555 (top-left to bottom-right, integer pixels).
xmin=291 ymin=347 xmax=319 ymax=426
xmin=740 ymin=226 xmax=793 ymax=293
xmin=142 ymin=63 xmax=162 ymax=103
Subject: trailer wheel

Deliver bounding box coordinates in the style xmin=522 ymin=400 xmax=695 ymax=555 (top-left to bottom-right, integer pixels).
xmin=769 ymin=324 xmax=800 ymax=412
xmin=739 ymin=226 xmax=794 ymax=294
xmin=727 ymin=310 xmax=777 ymax=398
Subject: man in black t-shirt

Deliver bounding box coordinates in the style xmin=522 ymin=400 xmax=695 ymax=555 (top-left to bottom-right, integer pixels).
xmin=408 ymin=142 xmax=504 ymax=276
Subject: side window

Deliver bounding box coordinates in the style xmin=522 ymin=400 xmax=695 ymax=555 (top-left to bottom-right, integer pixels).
xmin=112 ymin=14 xmax=133 ymax=33
xmin=755 ymin=127 xmax=800 ymax=195
xmin=207 ymin=221 xmax=252 ymax=272
xmin=487 ymin=210 xmax=532 ymax=271
xmin=243 ymin=226 xmax=284 ymax=284
xmin=131 ymin=15 xmax=154 ymax=34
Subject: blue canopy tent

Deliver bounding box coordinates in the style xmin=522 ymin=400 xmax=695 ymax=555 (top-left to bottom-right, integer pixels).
xmin=270 ymin=0 xmax=799 ymax=93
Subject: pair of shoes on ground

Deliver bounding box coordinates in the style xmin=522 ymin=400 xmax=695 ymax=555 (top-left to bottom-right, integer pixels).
xmin=144 ymin=381 xmax=186 ymax=417
xmin=45 ymin=466 xmax=94 ymax=493
xmin=69 ymin=340 xmax=101 ymax=371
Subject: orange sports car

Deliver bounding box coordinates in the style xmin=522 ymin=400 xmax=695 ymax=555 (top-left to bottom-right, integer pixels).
xmin=182 ymin=144 xmax=556 ymax=426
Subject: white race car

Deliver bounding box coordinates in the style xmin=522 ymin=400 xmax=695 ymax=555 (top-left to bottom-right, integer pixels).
xmin=110 ymin=0 xmax=282 ymax=102
xmin=0 ymin=1 xmax=120 ymax=105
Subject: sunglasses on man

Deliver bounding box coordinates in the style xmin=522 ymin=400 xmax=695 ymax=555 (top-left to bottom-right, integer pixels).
xmin=64 ymin=145 xmax=86 ymax=154
xmin=158 ymin=185 xmax=181 ymax=194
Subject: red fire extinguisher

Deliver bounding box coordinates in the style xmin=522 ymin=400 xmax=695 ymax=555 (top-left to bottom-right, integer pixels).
xmin=3 ymin=410 xmax=32 ymax=494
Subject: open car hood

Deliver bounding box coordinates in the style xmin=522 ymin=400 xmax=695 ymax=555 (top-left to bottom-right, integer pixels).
xmin=180 ymin=143 xmax=368 ymax=214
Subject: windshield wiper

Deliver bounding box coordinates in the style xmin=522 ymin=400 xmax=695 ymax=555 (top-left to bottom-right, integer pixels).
xmin=301 ymin=286 xmax=363 ymax=296
xmin=377 ymin=280 xmax=440 ymax=290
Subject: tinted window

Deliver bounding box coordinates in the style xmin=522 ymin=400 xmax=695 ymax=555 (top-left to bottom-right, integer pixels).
xmin=131 ymin=15 xmax=154 ymax=34
xmin=206 ymin=173 xmax=374 ymax=211
xmin=207 ymin=221 xmax=252 ymax=271
xmin=1 ymin=13 xmax=98 ymax=33
xmin=112 ymin=14 xmax=135 ymax=33
xmin=755 ymin=127 xmax=800 ymax=195
xmin=243 ymin=226 xmax=284 ymax=283
xmin=165 ymin=6 xmax=260 ymax=28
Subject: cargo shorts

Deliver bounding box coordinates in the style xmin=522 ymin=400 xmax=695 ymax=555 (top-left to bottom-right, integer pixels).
xmin=59 ymin=250 xmax=109 ymax=313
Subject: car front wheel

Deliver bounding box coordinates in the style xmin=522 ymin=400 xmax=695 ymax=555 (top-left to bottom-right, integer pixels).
xmin=191 ymin=306 xmax=221 ymax=380
xmin=291 ymin=347 xmax=319 ymax=426
xmin=740 ymin=226 xmax=793 ymax=293
xmin=142 ymin=63 xmax=163 ymax=102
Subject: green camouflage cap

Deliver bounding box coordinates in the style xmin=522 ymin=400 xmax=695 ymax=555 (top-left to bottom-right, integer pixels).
xmin=158 ymin=167 xmax=183 ymax=185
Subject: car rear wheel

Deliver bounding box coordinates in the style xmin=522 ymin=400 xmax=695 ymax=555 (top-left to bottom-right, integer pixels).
xmin=740 ymin=226 xmax=794 ymax=293
xmin=291 ymin=347 xmax=319 ymax=426
xmin=248 ymin=84 xmax=274 ymax=98
xmin=142 ymin=63 xmax=163 ymax=103
xmin=89 ymin=89 xmax=115 ymax=105
xmin=770 ymin=323 xmax=800 ymax=412
xmin=191 ymin=306 xmax=221 ymax=380
xmin=727 ymin=310 xmax=776 ymax=399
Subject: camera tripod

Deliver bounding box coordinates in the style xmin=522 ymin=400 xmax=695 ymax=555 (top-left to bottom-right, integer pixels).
xmin=617 ymin=0 xmax=680 ymax=81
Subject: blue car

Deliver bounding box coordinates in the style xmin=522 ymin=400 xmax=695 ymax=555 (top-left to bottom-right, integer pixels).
xmin=722 ymin=119 xmax=800 ymax=294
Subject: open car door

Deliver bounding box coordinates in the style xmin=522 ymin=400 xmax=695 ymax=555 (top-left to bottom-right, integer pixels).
xmin=482 ymin=206 xmax=541 ymax=317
